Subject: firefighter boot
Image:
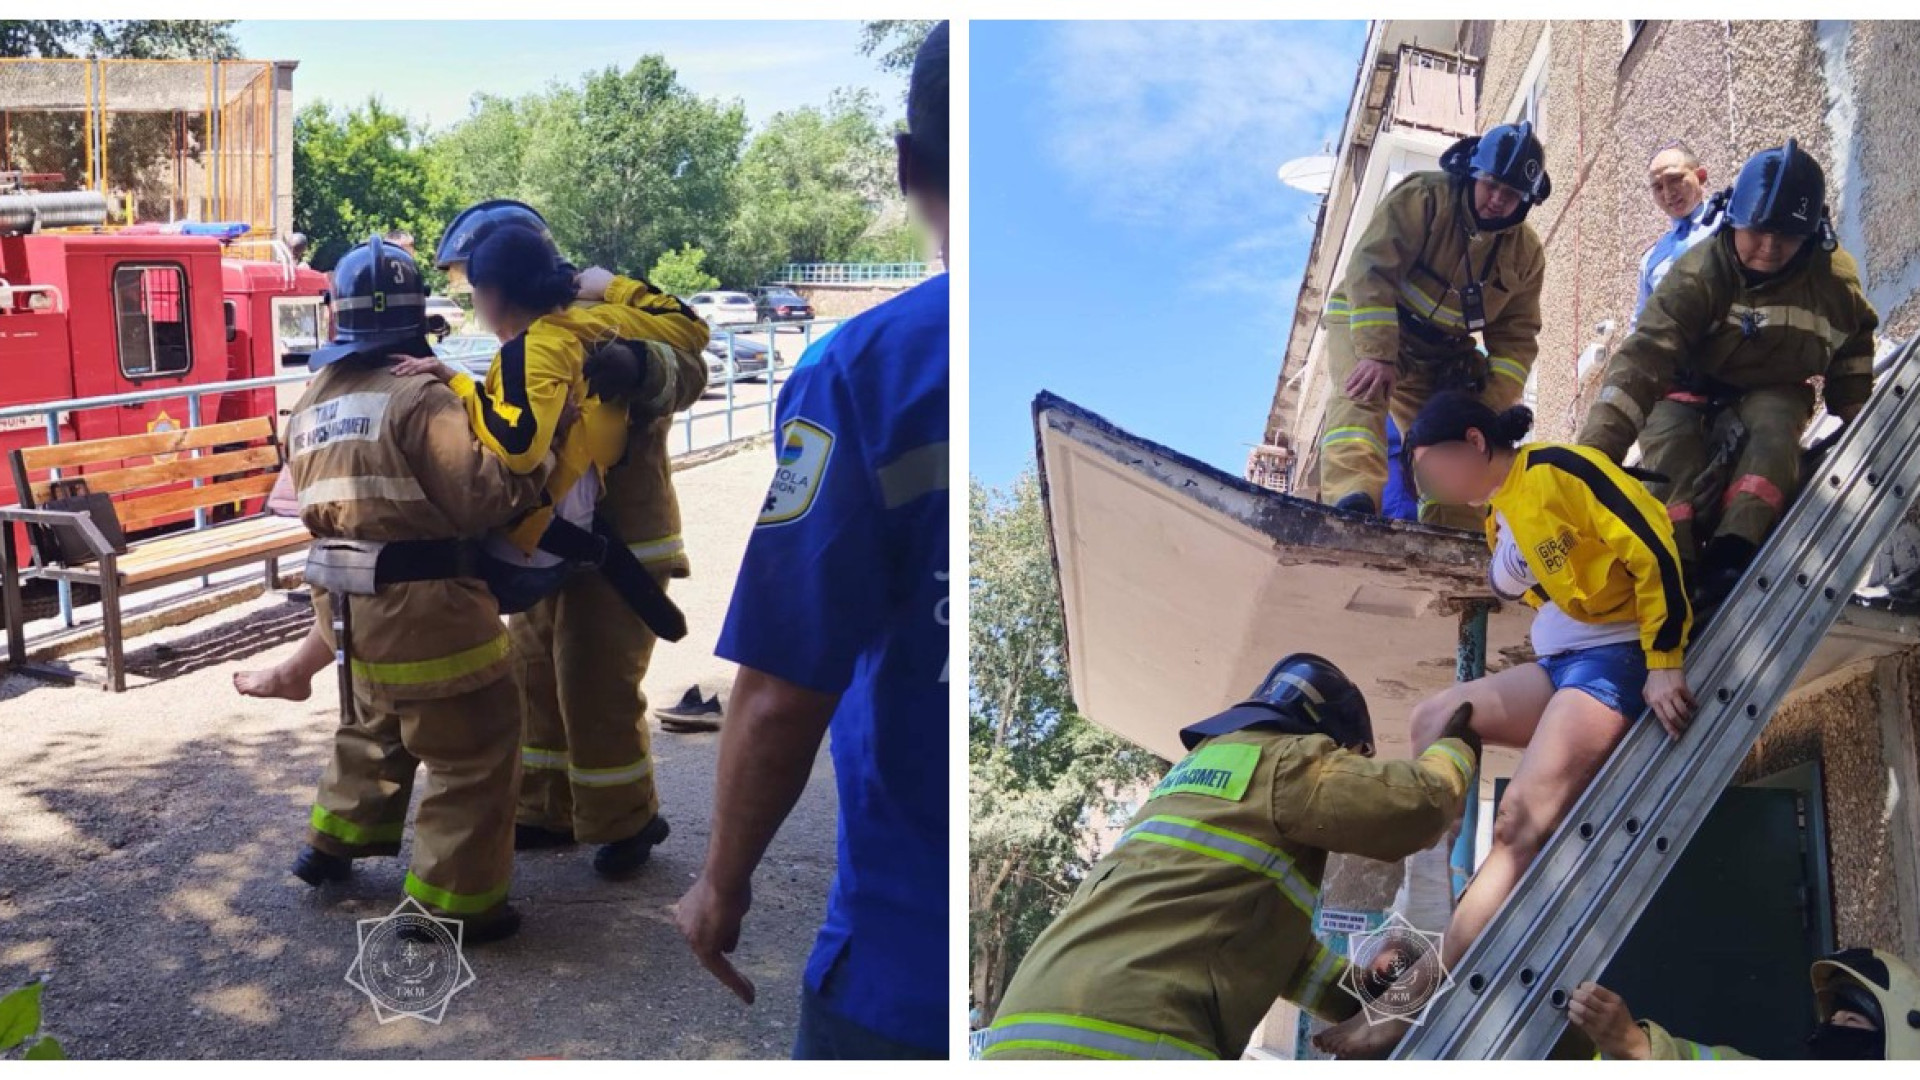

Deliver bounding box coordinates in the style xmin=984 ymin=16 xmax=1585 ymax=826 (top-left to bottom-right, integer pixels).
xmin=514 ymin=823 xmax=576 ymax=851
xmin=457 ymin=903 xmax=523 ymax=945
xmin=1334 ymin=492 xmax=1378 ymax=516
xmin=292 ymin=846 xmax=353 ymax=886
xmin=1694 ymin=535 xmax=1759 ymax=626
xmin=592 ymin=814 xmax=671 ymax=880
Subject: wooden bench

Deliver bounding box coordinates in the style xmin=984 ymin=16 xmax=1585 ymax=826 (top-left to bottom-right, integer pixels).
xmin=2 ymin=416 xmax=310 ymax=691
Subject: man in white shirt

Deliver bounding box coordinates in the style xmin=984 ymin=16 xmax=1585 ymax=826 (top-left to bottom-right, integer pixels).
xmin=1633 ymin=143 xmax=1717 ymax=327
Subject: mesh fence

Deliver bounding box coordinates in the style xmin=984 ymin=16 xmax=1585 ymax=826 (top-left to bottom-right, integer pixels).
xmin=0 ymin=59 xmax=277 ymax=236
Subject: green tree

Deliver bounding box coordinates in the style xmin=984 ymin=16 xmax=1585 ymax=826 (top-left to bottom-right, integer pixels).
xmin=517 ymin=56 xmax=746 ymax=277
xmin=0 ymin=19 xmax=238 ymax=59
xmin=646 ymin=243 xmax=720 ymax=297
xmin=857 ymin=20 xmax=937 ymax=76
xmin=432 ymin=91 xmax=533 ymax=209
xmin=720 ymin=89 xmax=899 ymax=286
xmin=292 ymin=98 xmax=461 ymax=281
xmin=969 ymin=470 xmax=1164 ymax=1018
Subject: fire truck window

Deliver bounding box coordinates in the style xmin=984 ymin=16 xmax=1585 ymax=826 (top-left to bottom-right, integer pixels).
xmin=113 ymin=264 xmax=192 ymax=378
xmin=273 ymin=297 xmax=324 ymax=367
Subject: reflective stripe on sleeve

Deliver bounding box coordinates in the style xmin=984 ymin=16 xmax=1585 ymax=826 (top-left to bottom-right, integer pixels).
xmin=1490 ymin=356 xmax=1529 ymax=386
xmin=1596 ymin=385 xmax=1646 ymax=429
xmin=628 ymin=534 xmax=686 ymax=566
xmin=1423 ymin=741 xmax=1474 ymax=787
xmin=297 ymin=475 xmax=428 ymax=509
xmin=1288 ymin=940 xmax=1347 ymax=1013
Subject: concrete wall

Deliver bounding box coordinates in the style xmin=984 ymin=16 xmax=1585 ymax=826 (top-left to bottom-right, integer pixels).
xmin=1475 ymin=20 xmax=1920 ymax=443
xmin=790 ymin=283 xmax=912 ymax=319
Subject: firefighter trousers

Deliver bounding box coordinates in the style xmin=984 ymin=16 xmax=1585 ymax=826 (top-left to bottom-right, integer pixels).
xmin=513 ymin=565 xmax=670 ymax=844
xmin=1320 ymin=314 xmax=1487 ymax=531
xmin=307 ymin=674 xmax=520 ymax=921
xmin=1637 ymin=385 xmax=1814 ymax=560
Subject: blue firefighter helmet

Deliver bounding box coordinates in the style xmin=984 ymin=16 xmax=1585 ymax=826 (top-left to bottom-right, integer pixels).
xmin=308 ymin=233 xmax=435 ymax=371
xmin=1726 ymin=138 xmax=1829 ymax=240
xmin=1442 ymin=120 xmax=1552 ymax=229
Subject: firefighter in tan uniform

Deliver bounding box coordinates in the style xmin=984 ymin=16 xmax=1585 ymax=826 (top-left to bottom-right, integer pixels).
xmin=1571 ymin=947 xmax=1920 ymax=1060
xmin=1321 ymin=121 xmax=1550 ymax=530
xmin=287 ymin=236 xmax=548 ymax=941
xmin=977 ymin=654 xmax=1482 ymax=1060
xmin=1577 ymin=139 xmax=1879 ymax=616
xmin=432 ymin=201 xmax=711 ymax=878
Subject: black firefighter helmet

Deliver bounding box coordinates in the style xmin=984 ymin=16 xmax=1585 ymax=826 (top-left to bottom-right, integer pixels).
xmin=309 ymin=234 xmax=435 ymax=371
xmin=1441 ymin=120 xmax=1552 ymax=231
xmin=1179 ymin=653 xmax=1375 ymax=754
xmin=1724 ymin=137 xmax=1835 ymax=248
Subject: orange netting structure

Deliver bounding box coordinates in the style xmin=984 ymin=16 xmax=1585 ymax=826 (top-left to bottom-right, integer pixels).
xmin=0 ymin=58 xmax=279 ymax=237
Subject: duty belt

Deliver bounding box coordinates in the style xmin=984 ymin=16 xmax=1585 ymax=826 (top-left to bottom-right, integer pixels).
xmin=374 ymin=537 xmax=483 ymax=584
xmin=1397 ymin=304 xmax=1474 ymax=350
xmin=535 ymin=515 xmax=689 ymax=642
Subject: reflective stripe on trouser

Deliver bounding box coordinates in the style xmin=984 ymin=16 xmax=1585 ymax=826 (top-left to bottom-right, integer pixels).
xmin=513 ymin=564 xmax=667 ymax=843
xmin=1285 ymin=939 xmax=1351 ymax=1017
xmin=628 ymin=534 xmax=686 ymax=568
xmin=978 ymin=1013 xmax=1218 ymax=1060
xmin=308 ymin=674 xmax=518 ymax=919
xmin=1319 ymin=317 xmax=1484 ymax=530
xmin=1116 ymin=814 xmax=1319 ymax=916
xmin=1639 ymin=385 xmax=1812 ymax=556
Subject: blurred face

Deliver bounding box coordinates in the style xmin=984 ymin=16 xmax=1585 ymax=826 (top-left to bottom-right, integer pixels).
xmin=1733 ymin=226 xmax=1805 ymax=275
xmin=1474 ymin=177 xmax=1523 ymax=223
xmin=1648 ymin=150 xmax=1707 ymax=220
xmin=1410 ymin=430 xmax=1499 ymax=505
xmin=1828 ymin=1009 xmax=1877 ymax=1031
xmin=468 ymin=282 xmax=506 ymax=334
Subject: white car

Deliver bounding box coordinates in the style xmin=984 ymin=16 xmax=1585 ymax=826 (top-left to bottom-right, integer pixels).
xmin=687 ymin=290 xmax=759 ymax=327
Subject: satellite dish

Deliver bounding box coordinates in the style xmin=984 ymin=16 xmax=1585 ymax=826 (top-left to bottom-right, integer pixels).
xmin=1277 ymin=155 xmax=1337 ymax=196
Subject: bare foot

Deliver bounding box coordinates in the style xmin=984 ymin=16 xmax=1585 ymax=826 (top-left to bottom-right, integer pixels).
xmin=234 ymin=665 xmax=313 ymax=701
xmin=1312 ymin=1011 xmax=1411 ymax=1059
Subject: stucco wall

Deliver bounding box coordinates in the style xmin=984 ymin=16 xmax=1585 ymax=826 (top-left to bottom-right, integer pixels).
xmin=1475 ymin=20 xmax=1920 ymax=442
xmin=1735 ymin=655 xmax=1920 ymax=967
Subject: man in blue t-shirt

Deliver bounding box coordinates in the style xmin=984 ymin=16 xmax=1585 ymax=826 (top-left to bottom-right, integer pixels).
xmin=674 ymin=22 xmax=950 ymax=1061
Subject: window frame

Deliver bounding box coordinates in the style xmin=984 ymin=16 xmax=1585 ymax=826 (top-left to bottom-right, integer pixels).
xmin=112 ymin=261 xmax=194 ymax=381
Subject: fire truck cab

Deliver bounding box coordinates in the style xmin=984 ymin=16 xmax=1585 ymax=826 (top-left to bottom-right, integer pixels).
xmin=0 ymin=220 xmax=329 ymax=589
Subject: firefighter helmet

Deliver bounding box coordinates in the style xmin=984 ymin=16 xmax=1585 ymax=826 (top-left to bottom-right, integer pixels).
xmin=1179 ymin=653 xmax=1375 ymax=754
xmin=308 ymin=233 xmax=435 ymax=371
xmin=434 ymin=199 xmax=556 ymax=292
xmin=1811 ymin=947 xmax=1920 ymax=1059
xmin=1726 ymin=138 xmax=1832 ymax=243
xmin=1442 ymin=120 xmax=1552 ymax=230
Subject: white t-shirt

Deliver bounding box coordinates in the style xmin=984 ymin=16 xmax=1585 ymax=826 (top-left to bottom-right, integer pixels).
xmin=483 ymin=465 xmax=601 ymax=570
xmin=1491 ymin=510 xmax=1640 ymax=658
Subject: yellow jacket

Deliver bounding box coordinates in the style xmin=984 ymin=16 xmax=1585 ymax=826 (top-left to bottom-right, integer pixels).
xmin=445 ymin=276 xmax=709 ymax=553
xmin=1485 ymin=443 xmax=1693 ymax=669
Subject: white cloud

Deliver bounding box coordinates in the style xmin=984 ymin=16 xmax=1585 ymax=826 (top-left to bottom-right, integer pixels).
xmin=1038 ymin=21 xmax=1360 ymax=227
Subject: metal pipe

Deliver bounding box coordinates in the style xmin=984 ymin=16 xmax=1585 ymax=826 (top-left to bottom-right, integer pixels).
xmin=1451 ymin=601 xmax=1491 ymax=901
xmin=0 ymin=191 xmax=110 ymax=234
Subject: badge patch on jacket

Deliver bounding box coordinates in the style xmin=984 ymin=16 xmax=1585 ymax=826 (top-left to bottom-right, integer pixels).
xmin=758 ymin=419 xmax=833 ymax=526
xmin=1151 ymin=742 xmax=1260 ymax=802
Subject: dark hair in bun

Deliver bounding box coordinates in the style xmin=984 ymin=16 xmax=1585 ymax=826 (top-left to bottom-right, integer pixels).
xmin=465 ymin=222 xmax=578 ymax=313
xmin=1402 ymin=390 xmax=1534 ymax=464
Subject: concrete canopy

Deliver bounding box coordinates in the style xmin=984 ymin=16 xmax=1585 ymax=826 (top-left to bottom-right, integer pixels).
xmin=1033 ymin=392 xmax=1920 ymax=786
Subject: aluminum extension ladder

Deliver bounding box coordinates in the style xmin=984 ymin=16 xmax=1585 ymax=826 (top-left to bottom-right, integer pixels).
xmin=1396 ymin=332 xmax=1920 ymax=1059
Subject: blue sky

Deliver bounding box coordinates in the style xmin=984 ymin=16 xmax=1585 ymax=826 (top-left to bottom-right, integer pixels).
xmin=234 ymin=21 xmax=902 ymax=132
xmin=970 ymin=20 xmax=1366 ymax=489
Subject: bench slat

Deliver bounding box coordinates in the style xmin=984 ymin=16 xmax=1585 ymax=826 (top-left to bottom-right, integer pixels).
xmin=117 ymin=519 xmax=309 ymax=586
xmin=16 ymin=416 xmax=275 ymax=473
xmin=27 ymin=445 xmax=282 ymax=504
xmin=115 ymin=473 xmax=278 ymax=533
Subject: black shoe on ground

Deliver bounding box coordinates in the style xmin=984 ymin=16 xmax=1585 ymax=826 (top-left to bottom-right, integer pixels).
xmin=291 ymin=846 xmax=353 ymax=887
xmin=592 ymin=815 xmax=671 ymax=880
xmin=514 ymin=823 xmax=577 ymax=851
xmin=1333 ymin=492 xmax=1377 ymax=517
xmin=457 ymin=904 xmax=523 ymax=945
xmin=657 ymin=686 xmax=722 ymax=720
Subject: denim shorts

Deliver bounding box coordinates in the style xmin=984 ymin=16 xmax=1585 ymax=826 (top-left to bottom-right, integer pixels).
xmin=1537 ymin=640 xmax=1647 ymax=719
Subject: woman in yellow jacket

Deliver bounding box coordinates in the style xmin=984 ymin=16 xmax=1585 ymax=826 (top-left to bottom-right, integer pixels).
xmin=1316 ymin=390 xmax=1698 ymax=1058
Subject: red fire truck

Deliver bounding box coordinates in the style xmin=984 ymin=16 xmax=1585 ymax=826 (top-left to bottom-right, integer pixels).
xmin=0 ymin=184 xmax=329 ymax=616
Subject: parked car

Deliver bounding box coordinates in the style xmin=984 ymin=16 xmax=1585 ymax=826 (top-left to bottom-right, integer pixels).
xmin=705 ymin=333 xmax=774 ymax=383
xmin=688 ymin=290 xmax=759 ymax=327
xmin=754 ymin=287 xmax=814 ymax=322
xmin=423 ymin=295 xmax=466 ymax=336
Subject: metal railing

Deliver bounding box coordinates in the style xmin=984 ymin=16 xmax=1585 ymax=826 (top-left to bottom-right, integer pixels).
xmin=0 ymin=318 xmax=843 ymax=629
xmin=773 ymin=262 xmax=929 ymax=285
